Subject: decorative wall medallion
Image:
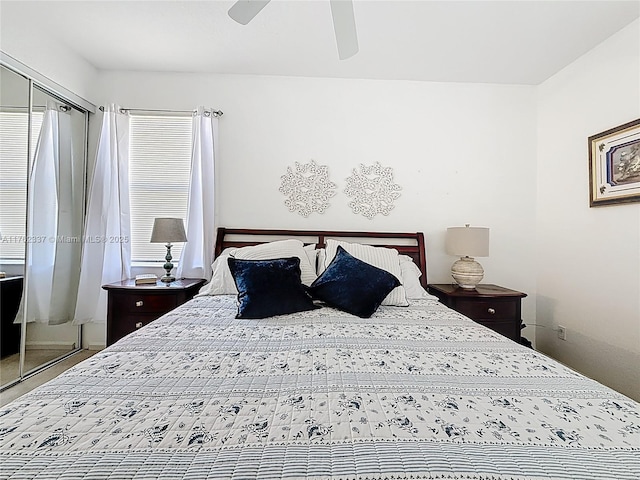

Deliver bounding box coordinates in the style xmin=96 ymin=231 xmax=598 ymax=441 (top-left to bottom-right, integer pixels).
xmin=279 ymin=160 xmax=337 ymax=217
xmin=344 ymin=162 xmax=401 ymax=219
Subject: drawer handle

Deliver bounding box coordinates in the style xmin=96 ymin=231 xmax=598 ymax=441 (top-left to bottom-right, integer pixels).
xmin=487 ymin=308 xmax=496 ymax=315
xmin=135 ymin=301 xmax=143 ymax=307
xmin=135 ymin=322 xmax=143 ymax=329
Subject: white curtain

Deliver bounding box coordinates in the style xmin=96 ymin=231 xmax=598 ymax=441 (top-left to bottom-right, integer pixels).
xmin=73 ymin=104 xmax=131 ymax=324
xmin=176 ymin=107 xmax=217 ymax=281
xmin=23 ymin=102 xmax=80 ymax=324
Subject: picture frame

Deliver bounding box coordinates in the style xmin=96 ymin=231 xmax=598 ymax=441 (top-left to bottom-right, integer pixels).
xmin=589 ymin=118 xmax=640 ymax=207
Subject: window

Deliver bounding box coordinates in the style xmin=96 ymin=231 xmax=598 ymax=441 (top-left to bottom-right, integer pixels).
xmin=129 ymin=114 xmax=192 ymax=263
xmin=0 ymin=111 xmax=43 ymax=260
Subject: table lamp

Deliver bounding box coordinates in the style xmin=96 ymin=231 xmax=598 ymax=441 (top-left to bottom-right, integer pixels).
xmin=445 ymin=224 xmax=489 ymax=289
xmin=150 ymin=218 xmax=187 ymax=283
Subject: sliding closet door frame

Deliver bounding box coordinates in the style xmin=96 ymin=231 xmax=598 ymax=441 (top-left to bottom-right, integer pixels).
xmin=0 ymin=53 xmax=96 ymax=390
xmin=17 ymin=76 xmax=33 ymax=383
xmin=0 ymin=53 xmax=96 ymax=113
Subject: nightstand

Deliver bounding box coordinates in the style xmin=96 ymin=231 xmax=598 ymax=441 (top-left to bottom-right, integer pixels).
xmin=102 ymin=278 xmax=206 ymax=346
xmin=427 ymin=284 xmax=527 ymax=342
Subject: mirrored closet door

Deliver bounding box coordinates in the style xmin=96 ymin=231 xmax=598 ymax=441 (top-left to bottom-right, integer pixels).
xmin=0 ymin=62 xmax=92 ymax=391
xmin=0 ymin=65 xmax=30 ymax=387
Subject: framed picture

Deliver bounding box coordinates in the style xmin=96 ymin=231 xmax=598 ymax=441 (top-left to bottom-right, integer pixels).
xmin=589 ymin=118 xmax=640 ymax=207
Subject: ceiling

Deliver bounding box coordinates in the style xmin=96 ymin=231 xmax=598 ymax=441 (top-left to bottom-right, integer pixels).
xmin=2 ymin=0 xmax=638 ymax=85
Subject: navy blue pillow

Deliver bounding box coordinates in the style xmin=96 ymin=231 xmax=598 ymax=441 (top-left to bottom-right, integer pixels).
xmin=227 ymin=257 xmax=318 ymax=319
xmin=307 ymin=245 xmax=401 ymax=318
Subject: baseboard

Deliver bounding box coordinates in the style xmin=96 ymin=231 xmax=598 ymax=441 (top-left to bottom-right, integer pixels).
xmin=25 ymin=342 xmax=76 ymax=350
xmin=87 ymin=343 xmax=105 ymax=351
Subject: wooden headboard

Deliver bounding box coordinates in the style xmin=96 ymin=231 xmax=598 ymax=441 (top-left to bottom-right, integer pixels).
xmin=215 ymin=228 xmax=427 ymax=287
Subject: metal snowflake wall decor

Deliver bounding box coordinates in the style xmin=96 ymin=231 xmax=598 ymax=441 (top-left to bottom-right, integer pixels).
xmin=344 ymin=162 xmax=402 ymax=219
xmin=279 ymin=160 xmax=337 ymax=217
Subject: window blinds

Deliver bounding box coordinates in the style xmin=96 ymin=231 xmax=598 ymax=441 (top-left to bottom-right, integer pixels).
xmin=129 ymin=114 xmax=192 ymax=263
xmin=0 ymin=111 xmax=43 ymax=260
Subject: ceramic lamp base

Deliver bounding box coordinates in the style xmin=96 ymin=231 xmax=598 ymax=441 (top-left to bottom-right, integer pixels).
xmin=161 ymin=243 xmax=175 ymax=283
xmin=451 ymin=256 xmax=484 ymax=289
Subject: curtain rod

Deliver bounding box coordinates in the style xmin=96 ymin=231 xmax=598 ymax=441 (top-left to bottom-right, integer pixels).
xmin=0 ymin=104 xmax=72 ymax=112
xmin=98 ymin=106 xmax=223 ymax=117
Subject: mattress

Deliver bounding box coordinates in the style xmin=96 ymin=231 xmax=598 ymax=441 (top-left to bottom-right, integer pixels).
xmin=1 ymin=295 xmax=638 ymax=479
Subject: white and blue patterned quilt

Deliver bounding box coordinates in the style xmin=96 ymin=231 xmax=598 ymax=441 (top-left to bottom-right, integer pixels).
xmin=1 ymin=295 xmax=638 ymax=479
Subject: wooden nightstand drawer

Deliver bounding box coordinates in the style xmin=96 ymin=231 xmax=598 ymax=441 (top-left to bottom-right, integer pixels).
xmin=474 ymin=319 xmax=518 ymax=339
xmin=124 ymin=294 xmax=177 ymax=313
xmin=427 ymin=284 xmax=527 ymax=343
xmin=109 ymin=314 xmax=157 ymax=342
xmin=455 ymin=299 xmax=516 ymax=320
xmin=103 ymin=278 xmax=206 ymax=346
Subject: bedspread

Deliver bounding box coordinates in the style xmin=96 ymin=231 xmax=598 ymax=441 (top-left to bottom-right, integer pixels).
xmin=1 ymin=295 xmax=638 ymax=479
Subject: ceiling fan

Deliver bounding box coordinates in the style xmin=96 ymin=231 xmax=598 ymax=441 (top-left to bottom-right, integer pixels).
xmin=228 ymin=0 xmax=359 ymax=60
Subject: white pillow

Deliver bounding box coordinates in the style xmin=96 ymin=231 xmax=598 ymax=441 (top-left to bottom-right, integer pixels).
xmin=197 ymin=240 xmax=318 ymax=296
xmin=317 ymin=248 xmax=326 ymax=275
xmin=398 ymin=254 xmax=438 ymax=300
xmin=233 ymin=239 xmax=317 ymax=286
xmin=197 ymin=248 xmax=237 ymax=296
xmin=323 ymin=239 xmax=408 ymax=307
xmin=304 ymin=244 xmax=318 ymax=274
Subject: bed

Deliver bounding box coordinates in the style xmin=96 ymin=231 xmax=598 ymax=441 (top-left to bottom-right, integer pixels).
xmin=1 ymin=228 xmax=638 ymax=480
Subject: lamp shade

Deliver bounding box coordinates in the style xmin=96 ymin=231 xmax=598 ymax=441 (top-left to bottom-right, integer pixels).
xmin=445 ymin=225 xmax=489 ymax=257
xmin=150 ymin=218 xmax=187 ymax=243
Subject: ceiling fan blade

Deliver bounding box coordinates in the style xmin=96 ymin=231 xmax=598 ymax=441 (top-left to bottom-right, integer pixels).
xmin=330 ymin=0 xmax=359 ymax=60
xmin=228 ymin=0 xmax=271 ymax=25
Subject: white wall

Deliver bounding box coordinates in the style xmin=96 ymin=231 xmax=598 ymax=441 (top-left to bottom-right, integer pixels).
xmin=87 ymin=72 xmax=538 ymax=348
xmin=536 ymin=20 xmax=640 ymax=401
xmin=0 ymin=12 xmax=99 ymax=104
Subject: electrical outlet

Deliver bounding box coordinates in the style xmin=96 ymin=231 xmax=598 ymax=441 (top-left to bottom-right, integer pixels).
xmin=557 ymin=325 xmax=567 ymax=341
